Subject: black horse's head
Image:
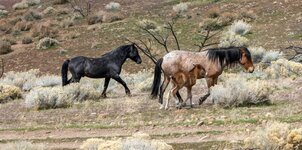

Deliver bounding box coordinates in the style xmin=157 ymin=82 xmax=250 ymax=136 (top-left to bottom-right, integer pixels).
xmin=128 ymin=43 xmax=142 ymax=64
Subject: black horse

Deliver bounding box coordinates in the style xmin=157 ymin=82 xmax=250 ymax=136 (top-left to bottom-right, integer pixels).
xmin=61 ymin=43 xmax=142 ymax=97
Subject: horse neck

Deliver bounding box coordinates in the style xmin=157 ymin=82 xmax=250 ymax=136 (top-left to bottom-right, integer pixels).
xmin=110 ymin=47 xmax=129 ymax=66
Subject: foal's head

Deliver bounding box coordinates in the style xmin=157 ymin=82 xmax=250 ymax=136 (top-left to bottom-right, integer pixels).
xmin=191 ymin=64 xmax=206 ymax=79
xmin=239 ymin=47 xmax=254 ymax=73
xmin=127 ymin=43 xmax=142 ymax=64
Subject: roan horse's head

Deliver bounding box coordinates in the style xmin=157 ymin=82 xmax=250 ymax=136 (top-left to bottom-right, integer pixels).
xmin=239 ymin=47 xmax=254 ymax=73
xmin=128 ymin=43 xmax=142 ymax=64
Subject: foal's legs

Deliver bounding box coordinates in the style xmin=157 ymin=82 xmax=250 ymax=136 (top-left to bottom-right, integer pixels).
xmin=165 ymin=84 xmax=179 ymax=110
xmin=112 ymin=74 xmax=131 ymax=96
xmin=101 ymin=77 xmax=110 ymax=98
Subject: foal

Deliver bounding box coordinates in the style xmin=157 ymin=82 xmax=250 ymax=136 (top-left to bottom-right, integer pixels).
xmin=164 ymin=64 xmax=205 ymax=110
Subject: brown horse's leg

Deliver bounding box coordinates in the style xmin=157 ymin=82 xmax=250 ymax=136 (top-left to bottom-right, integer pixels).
xmin=176 ymin=91 xmax=183 ymax=104
xmin=198 ymin=77 xmax=213 ymax=105
xmin=159 ymin=75 xmax=170 ymax=107
xmin=101 ymin=77 xmax=110 ymax=98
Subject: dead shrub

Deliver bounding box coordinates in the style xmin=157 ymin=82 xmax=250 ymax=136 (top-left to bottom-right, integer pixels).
xmin=31 ymin=23 xmax=58 ymax=39
xmin=207 ymin=7 xmax=220 ymax=18
xmin=53 ymin=0 xmax=69 ymax=5
xmin=87 ymin=15 xmax=102 ymax=25
xmin=22 ymin=37 xmax=33 ymax=44
xmin=36 ymin=37 xmax=59 ymax=50
xmin=81 ymin=132 xmax=173 ymax=150
xmin=23 ymin=11 xmax=43 ymax=21
xmin=0 ymin=84 xmax=22 ymax=103
xmin=0 ymin=41 xmax=12 ymax=54
xmin=15 ymin=21 xmax=33 ymax=31
xmin=245 ymin=122 xmax=302 ymax=150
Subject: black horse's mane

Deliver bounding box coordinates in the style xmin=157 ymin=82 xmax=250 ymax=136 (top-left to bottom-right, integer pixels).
xmin=102 ymin=44 xmax=133 ymax=57
xmin=207 ymin=47 xmax=251 ymax=67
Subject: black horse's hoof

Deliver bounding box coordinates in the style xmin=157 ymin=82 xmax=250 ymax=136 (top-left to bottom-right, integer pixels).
xmin=101 ymin=94 xmax=107 ymax=98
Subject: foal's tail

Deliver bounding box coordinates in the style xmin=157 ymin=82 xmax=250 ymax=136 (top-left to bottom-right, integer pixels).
xmin=61 ymin=59 xmax=70 ymax=86
xmin=151 ymin=58 xmax=163 ymax=99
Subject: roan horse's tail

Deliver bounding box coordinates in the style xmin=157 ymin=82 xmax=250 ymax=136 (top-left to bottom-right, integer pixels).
xmin=151 ymin=58 xmax=163 ymax=99
xmin=61 ymin=59 xmax=70 ymax=86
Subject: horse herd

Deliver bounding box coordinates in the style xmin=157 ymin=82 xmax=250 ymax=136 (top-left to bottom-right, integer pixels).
xmin=61 ymin=43 xmax=254 ymax=110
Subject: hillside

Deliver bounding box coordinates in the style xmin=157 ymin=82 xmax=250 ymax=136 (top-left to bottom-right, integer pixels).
xmin=0 ymin=0 xmax=301 ymax=74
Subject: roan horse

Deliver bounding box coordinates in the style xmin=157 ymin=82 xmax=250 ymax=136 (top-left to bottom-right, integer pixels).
xmin=61 ymin=43 xmax=142 ymax=97
xmin=151 ymin=47 xmax=254 ymax=109
xmin=165 ymin=64 xmax=206 ymax=110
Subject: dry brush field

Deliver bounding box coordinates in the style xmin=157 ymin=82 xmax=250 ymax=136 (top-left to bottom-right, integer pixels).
xmin=0 ymin=0 xmax=302 ymax=149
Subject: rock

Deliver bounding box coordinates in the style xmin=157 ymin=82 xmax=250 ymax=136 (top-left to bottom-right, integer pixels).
xmin=0 ymin=41 xmax=12 ymax=54
xmin=22 ymin=37 xmax=33 ymax=44
xmin=197 ymin=120 xmax=204 ymax=126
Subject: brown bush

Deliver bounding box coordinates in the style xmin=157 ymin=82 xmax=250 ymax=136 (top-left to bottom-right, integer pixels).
xmin=9 ymin=17 xmax=22 ymax=26
xmin=0 ymin=41 xmax=12 ymax=54
xmin=87 ymin=15 xmax=102 ymax=25
xmin=207 ymin=7 xmax=220 ymax=18
xmin=2 ymin=37 xmax=17 ymax=45
xmin=101 ymin=11 xmax=124 ymax=23
xmin=23 ymin=11 xmax=42 ymax=21
xmin=22 ymin=37 xmax=33 ymax=44
xmin=218 ymin=12 xmax=237 ymax=26
xmin=15 ymin=21 xmax=33 ymax=31
xmin=53 ymin=0 xmax=69 ymax=5
xmin=31 ymin=22 xmax=58 ymax=39
xmin=239 ymin=10 xmax=257 ymax=22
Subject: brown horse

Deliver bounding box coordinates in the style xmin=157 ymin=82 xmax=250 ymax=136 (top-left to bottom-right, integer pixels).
xmin=151 ymin=47 xmax=254 ymax=108
xmin=164 ymin=64 xmax=205 ymax=110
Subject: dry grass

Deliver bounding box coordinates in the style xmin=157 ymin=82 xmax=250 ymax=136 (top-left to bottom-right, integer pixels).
xmin=244 ymin=122 xmax=302 ymax=150
xmin=0 ymin=141 xmax=47 ymax=150
xmin=80 ymin=132 xmax=173 ymax=150
xmin=0 ymin=84 xmax=22 ymax=103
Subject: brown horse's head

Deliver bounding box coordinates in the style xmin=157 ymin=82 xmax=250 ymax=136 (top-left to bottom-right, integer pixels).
xmin=239 ymin=47 xmax=254 ymax=73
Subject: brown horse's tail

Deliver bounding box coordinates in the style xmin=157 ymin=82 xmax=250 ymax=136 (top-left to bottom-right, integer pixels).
xmin=61 ymin=59 xmax=70 ymax=86
xmin=151 ymin=58 xmax=163 ymax=99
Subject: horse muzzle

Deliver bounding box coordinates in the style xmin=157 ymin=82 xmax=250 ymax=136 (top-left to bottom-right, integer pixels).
xmin=248 ymin=67 xmax=254 ymax=73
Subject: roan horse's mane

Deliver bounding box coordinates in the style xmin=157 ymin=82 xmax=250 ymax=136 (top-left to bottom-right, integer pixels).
xmin=206 ymin=47 xmax=251 ymax=67
xmin=101 ymin=44 xmax=133 ymax=57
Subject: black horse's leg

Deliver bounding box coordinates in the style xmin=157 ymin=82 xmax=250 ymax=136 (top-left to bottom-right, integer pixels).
xmin=101 ymin=77 xmax=110 ymax=98
xmin=112 ymin=74 xmax=131 ymax=96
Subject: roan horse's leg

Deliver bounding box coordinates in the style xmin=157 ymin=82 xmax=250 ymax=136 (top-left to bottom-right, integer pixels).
xmin=198 ymin=77 xmax=214 ymax=105
xmin=159 ymin=76 xmax=170 ymax=109
xmin=112 ymin=74 xmax=131 ymax=96
xmin=101 ymin=77 xmax=110 ymax=98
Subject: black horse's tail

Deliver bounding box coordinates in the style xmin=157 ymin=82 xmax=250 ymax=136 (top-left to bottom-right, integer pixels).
xmin=61 ymin=59 xmax=70 ymax=86
xmin=151 ymin=58 xmax=163 ymax=99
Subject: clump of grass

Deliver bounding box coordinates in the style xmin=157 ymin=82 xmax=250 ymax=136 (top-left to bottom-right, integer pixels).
xmin=230 ymin=20 xmax=251 ymax=36
xmin=105 ymin=2 xmax=121 ymax=11
xmin=0 ymin=69 xmax=39 ymax=88
xmin=36 ymin=37 xmax=59 ymax=50
xmin=0 ymin=84 xmax=22 ymax=103
xmin=22 ymin=75 xmax=61 ymax=91
xmin=210 ymin=75 xmax=272 ymax=108
xmin=249 ymin=46 xmax=266 ymax=63
xmin=25 ymin=83 xmax=101 ymax=110
xmin=138 ymin=19 xmax=158 ymax=31
xmin=80 ymin=132 xmax=173 ymax=150
xmin=265 ymin=59 xmax=302 ymax=78
xmin=173 ymin=3 xmax=188 ymax=14
xmin=0 ymin=141 xmax=46 ymax=150
xmin=218 ymin=31 xmax=249 ymax=47
xmin=244 ymin=122 xmax=302 ymax=150
xmin=262 ymin=50 xmax=282 ymax=63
